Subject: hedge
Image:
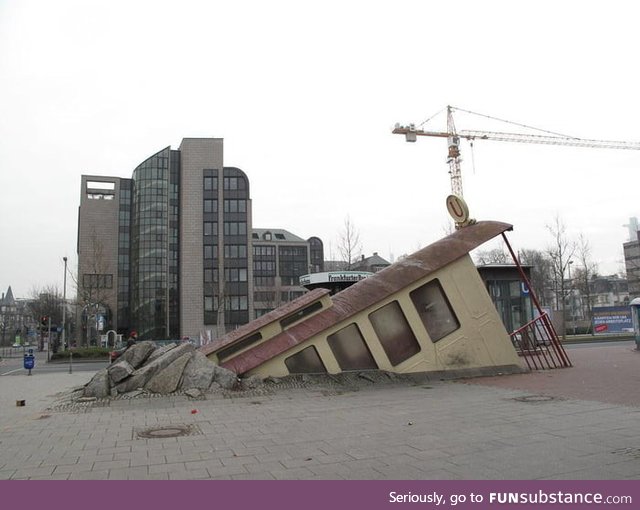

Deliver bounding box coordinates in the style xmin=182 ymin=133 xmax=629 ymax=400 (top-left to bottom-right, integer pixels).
xmin=50 ymin=347 xmax=111 ymax=361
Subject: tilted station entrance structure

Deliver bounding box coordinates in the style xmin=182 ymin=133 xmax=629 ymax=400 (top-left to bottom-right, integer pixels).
xmin=201 ymin=220 xmax=570 ymax=378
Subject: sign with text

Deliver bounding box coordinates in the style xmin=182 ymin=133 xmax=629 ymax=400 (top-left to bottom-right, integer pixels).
xmin=592 ymin=306 xmax=633 ymax=334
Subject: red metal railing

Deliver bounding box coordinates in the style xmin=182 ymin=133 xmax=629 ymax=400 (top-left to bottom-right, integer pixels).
xmin=501 ymin=231 xmax=572 ymax=370
xmin=510 ymin=312 xmax=572 ymax=370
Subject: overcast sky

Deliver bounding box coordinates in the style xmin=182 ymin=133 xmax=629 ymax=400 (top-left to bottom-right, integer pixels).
xmin=1 ymin=0 xmax=639 ymax=298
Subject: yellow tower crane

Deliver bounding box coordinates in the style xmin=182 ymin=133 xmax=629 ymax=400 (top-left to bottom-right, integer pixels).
xmin=393 ymin=105 xmax=640 ymax=198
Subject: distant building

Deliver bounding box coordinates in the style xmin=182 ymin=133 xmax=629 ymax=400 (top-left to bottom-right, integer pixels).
xmin=590 ymin=274 xmax=629 ymax=307
xmin=325 ymin=252 xmax=390 ymax=273
xmin=77 ymin=138 xmax=322 ymax=343
xmin=476 ymin=265 xmax=534 ymax=334
xmin=350 ymin=252 xmax=391 ymax=273
xmin=624 ymin=230 xmax=640 ymax=298
xmin=0 ymin=286 xmax=33 ymax=346
xmin=252 ymin=229 xmax=322 ymax=317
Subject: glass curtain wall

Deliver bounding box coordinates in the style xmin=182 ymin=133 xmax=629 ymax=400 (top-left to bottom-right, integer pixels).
xmin=117 ymin=179 xmax=132 ymax=334
xmin=131 ymin=148 xmax=170 ymax=340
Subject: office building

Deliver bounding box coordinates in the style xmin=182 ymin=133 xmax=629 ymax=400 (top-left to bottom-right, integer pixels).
xmin=624 ymin=232 xmax=640 ymax=299
xmin=252 ymin=229 xmax=323 ymax=317
xmin=77 ymin=138 xmax=320 ymax=343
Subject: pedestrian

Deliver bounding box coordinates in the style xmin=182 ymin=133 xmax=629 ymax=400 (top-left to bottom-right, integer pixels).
xmin=126 ymin=330 xmax=137 ymax=349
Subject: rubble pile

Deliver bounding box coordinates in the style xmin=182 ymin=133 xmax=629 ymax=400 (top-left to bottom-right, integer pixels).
xmin=83 ymin=341 xmax=241 ymax=398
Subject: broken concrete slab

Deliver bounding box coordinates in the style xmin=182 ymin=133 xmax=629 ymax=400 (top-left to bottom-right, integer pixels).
xmin=146 ymin=352 xmax=192 ymax=394
xmin=108 ymin=360 xmax=134 ymax=383
xmin=121 ymin=341 xmax=156 ymax=369
xmin=83 ymin=368 xmax=110 ymax=398
xmin=83 ymin=340 xmax=238 ymax=399
xmin=181 ymin=351 xmax=216 ymax=390
xmin=115 ymin=342 xmax=195 ymax=394
xmin=146 ymin=342 xmax=178 ymax=364
xmin=213 ymin=364 xmax=239 ymax=390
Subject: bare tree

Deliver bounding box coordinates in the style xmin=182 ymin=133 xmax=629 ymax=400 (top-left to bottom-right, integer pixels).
xmin=519 ymin=248 xmax=555 ymax=307
xmin=73 ymin=230 xmax=111 ymax=346
xmin=573 ymin=234 xmax=599 ymax=334
xmin=337 ymin=216 xmax=362 ymax=269
xmin=216 ymin=280 xmax=227 ymax=339
xmin=475 ymin=248 xmax=511 ymax=265
xmin=27 ymin=285 xmax=63 ymax=352
xmin=546 ymin=215 xmax=576 ymax=340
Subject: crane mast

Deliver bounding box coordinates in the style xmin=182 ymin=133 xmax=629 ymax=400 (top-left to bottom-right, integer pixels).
xmin=446 ymin=106 xmax=463 ymax=197
xmin=393 ymin=105 xmax=640 ymax=198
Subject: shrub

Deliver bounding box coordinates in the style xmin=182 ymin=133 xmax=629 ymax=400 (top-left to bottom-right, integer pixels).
xmin=50 ymin=347 xmax=110 ymax=361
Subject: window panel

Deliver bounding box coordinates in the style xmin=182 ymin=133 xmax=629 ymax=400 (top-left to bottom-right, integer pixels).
xmin=204 ymin=222 xmax=217 ymax=236
xmin=204 ymin=199 xmax=217 ymax=213
xmin=284 ymin=346 xmax=327 ymax=374
xmin=327 ymin=323 xmax=378 ymax=371
xmin=369 ymin=300 xmax=421 ymax=366
xmin=409 ymin=279 xmax=460 ymax=342
xmin=203 ymin=176 xmax=218 ymax=190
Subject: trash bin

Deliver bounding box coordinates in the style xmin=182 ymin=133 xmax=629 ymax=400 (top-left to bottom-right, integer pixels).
xmin=23 ymin=348 xmax=35 ymax=375
xmin=630 ymin=297 xmax=640 ymax=351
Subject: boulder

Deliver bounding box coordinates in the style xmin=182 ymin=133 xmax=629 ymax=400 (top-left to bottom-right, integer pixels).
xmin=146 ymin=342 xmax=178 ymax=364
xmin=108 ymin=360 xmax=134 ymax=383
xmin=115 ymin=342 xmax=195 ymax=394
xmin=81 ymin=340 xmax=240 ymax=399
xmin=121 ymin=341 xmax=155 ymax=369
xmin=83 ymin=369 xmax=111 ymax=398
xmin=145 ymin=352 xmax=192 ymax=394
xmin=181 ymin=351 xmax=216 ymax=390
xmin=213 ymin=364 xmax=239 ymax=390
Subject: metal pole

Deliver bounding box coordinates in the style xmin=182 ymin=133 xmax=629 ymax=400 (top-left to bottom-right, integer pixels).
xmin=47 ymin=316 xmax=51 ymax=362
xmin=568 ymin=260 xmax=574 ymax=335
xmin=85 ymin=305 xmax=90 ymax=347
xmin=61 ymin=256 xmax=67 ymax=352
xmin=501 ymin=232 xmax=572 ymax=368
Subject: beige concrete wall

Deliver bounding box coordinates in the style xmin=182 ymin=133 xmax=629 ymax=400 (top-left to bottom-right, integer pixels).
xmin=247 ymin=255 xmax=522 ymax=377
xmin=77 ymin=175 xmax=121 ymax=334
xmin=178 ymin=139 xmax=224 ymax=339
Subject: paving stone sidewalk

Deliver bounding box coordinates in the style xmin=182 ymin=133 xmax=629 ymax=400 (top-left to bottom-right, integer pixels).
xmin=1 ymin=343 xmax=639 ymax=480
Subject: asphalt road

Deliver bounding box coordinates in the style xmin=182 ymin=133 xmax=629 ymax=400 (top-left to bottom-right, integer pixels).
xmin=564 ymin=338 xmax=637 ymax=349
xmin=0 ymin=352 xmax=108 ymax=376
xmin=0 ymin=337 xmax=635 ymax=376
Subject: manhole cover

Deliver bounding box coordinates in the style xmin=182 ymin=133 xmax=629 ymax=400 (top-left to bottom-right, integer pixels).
xmin=135 ymin=424 xmax=201 ymax=439
xmin=513 ymin=395 xmax=557 ymax=403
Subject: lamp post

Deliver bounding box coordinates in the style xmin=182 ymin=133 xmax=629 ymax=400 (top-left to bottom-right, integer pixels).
xmin=61 ymin=256 xmax=67 ymax=352
xmin=568 ymin=260 xmax=574 ymax=335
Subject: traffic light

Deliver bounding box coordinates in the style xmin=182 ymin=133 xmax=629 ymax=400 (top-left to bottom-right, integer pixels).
xmin=40 ymin=316 xmax=49 ymax=330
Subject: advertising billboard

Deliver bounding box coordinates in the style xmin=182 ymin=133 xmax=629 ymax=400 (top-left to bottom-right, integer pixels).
xmin=592 ymin=306 xmax=633 ymax=334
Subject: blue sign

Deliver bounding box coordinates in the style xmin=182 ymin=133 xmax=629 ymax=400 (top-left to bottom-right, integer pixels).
xmin=23 ymin=354 xmax=35 ymax=370
xmin=592 ymin=306 xmax=633 ymax=334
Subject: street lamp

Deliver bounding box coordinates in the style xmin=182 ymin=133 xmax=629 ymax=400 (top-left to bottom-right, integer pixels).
xmin=61 ymin=256 xmax=67 ymax=352
xmin=568 ymin=260 xmax=574 ymax=334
